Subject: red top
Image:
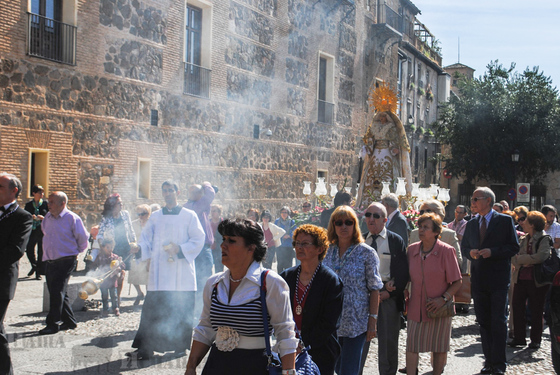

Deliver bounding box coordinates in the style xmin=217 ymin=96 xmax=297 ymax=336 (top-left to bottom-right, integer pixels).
xmin=263 ymin=227 xmax=274 ymax=249
xmin=407 ymin=240 xmax=462 ymax=322
xmin=519 ymin=238 xmax=534 ymax=280
xmin=293 ymin=280 xmax=311 ymax=335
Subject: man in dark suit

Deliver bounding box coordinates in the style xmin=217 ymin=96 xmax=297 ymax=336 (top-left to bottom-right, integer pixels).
xmin=23 ymin=184 xmax=48 ymax=280
xmin=382 ymin=193 xmax=409 ymax=244
xmin=0 ymin=173 xmax=33 ymax=375
xmin=360 ymin=202 xmax=408 ymax=375
xmin=461 ymin=187 xmax=519 ymax=375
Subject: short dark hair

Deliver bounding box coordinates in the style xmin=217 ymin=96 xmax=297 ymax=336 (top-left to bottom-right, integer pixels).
xmin=218 ymin=218 xmax=267 ymax=262
xmin=542 ymin=205 xmax=558 ymax=216
xmin=260 ymin=210 xmax=272 ymax=221
xmin=31 ymin=184 xmax=45 ymax=194
xmin=456 ymin=205 xmax=468 ymax=214
xmin=527 ymin=211 xmax=546 ymax=232
xmin=334 ymin=191 xmax=352 ymax=207
xmin=0 ymin=173 xmax=22 ymax=198
xmin=162 ymin=180 xmax=179 ymax=192
xmin=101 ymin=193 xmax=121 ymax=218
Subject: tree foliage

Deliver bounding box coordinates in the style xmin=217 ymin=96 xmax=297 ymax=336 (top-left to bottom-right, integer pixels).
xmin=434 ymin=61 xmax=560 ymax=184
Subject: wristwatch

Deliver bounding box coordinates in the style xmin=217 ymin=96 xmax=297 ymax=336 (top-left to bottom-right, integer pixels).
xmin=442 ymin=295 xmax=449 ymax=302
xmin=282 ymin=370 xmax=296 ymax=375
xmin=368 ymin=313 xmax=378 ymax=319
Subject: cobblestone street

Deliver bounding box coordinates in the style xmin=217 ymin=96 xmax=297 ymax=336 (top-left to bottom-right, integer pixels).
xmin=6 ymin=258 xmax=557 ymax=374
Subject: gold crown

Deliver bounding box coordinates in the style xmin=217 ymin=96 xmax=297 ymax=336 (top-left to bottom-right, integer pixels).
xmin=369 ymin=83 xmax=398 ymax=114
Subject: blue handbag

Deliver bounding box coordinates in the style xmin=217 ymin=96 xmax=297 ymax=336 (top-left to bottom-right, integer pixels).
xmin=259 ymin=271 xmax=321 ymax=375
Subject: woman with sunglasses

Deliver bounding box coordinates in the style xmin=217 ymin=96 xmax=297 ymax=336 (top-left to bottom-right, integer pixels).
xmin=97 ymin=194 xmax=137 ymax=305
xmin=323 ymin=206 xmax=383 ymax=375
xmin=130 ymin=204 xmax=152 ymax=305
xmin=280 ymin=224 xmax=344 ymax=375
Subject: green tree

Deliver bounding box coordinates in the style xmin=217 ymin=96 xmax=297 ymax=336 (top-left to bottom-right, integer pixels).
xmin=434 ymin=61 xmax=560 ymax=184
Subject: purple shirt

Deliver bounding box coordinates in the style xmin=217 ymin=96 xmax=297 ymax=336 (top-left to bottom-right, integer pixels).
xmin=41 ymin=208 xmax=89 ymax=261
xmin=447 ymin=218 xmax=467 ymax=237
xmin=184 ymin=182 xmax=215 ymax=245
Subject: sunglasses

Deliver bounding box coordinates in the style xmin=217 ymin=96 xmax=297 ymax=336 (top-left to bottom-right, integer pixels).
xmin=303 ymin=205 xmax=311 ymax=208
xmin=518 ymin=216 xmax=527 ymax=222
xmin=471 ymin=197 xmax=488 ymax=202
xmin=364 ymin=212 xmax=382 ymax=219
xmin=334 ymin=220 xmax=354 ymax=227
xmin=419 ymin=209 xmax=433 ymax=215
xmin=137 ymin=212 xmax=148 ymax=217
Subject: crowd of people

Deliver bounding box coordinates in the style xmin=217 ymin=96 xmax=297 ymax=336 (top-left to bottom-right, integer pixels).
xmin=0 ymin=171 xmax=558 ymax=375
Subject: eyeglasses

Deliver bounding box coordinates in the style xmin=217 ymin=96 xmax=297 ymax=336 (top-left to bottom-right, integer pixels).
xmin=292 ymin=241 xmax=315 ymax=248
xmin=518 ymin=216 xmax=527 ymax=222
xmin=364 ymin=212 xmax=382 ymax=219
xmin=334 ymin=220 xmax=354 ymax=227
xmin=303 ymin=205 xmax=311 ymax=208
xmin=419 ymin=209 xmax=433 ymax=215
xmin=455 ymin=210 xmax=465 ymax=214
xmin=280 ymin=211 xmax=288 ymax=214
xmin=471 ymin=197 xmax=488 ymax=202
xmin=137 ymin=212 xmax=148 ymax=217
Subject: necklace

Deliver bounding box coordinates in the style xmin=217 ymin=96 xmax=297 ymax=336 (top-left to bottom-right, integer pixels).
xmin=420 ymin=242 xmax=436 ymax=260
xmin=229 ymin=275 xmax=243 ymax=283
xmin=294 ymin=264 xmax=320 ymax=315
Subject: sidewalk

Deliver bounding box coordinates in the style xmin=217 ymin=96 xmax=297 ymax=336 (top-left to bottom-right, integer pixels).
xmin=6 ymin=256 xmax=555 ymax=374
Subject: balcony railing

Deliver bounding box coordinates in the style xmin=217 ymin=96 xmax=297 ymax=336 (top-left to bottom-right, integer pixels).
xmin=27 ymin=13 xmax=76 ymax=65
xmin=184 ymin=62 xmax=211 ymax=99
xmin=380 ymin=4 xmax=402 ymax=32
xmin=318 ymin=100 xmax=334 ymax=125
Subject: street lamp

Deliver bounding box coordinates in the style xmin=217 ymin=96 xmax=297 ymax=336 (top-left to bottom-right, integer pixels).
xmin=511 ymin=149 xmax=520 ymax=207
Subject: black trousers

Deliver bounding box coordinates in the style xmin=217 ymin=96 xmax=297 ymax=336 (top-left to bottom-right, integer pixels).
xmin=0 ymin=299 xmax=13 ymax=375
xmin=45 ymin=256 xmax=77 ymax=328
xmin=26 ymin=229 xmax=44 ymax=274
xmin=472 ymin=287 xmax=509 ymax=372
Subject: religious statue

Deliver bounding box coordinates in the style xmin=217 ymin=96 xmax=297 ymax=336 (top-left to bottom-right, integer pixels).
xmin=356 ymin=83 xmax=413 ymax=207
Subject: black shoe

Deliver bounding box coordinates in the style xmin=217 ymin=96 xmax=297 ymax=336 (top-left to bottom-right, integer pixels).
xmin=507 ymin=340 xmax=526 ymax=348
xmin=39 ymin=326 xmax=59 ymax=335
xmin=27 ymin=267 xmax=35 ymax=277
xmin=60 ymin=322 xmax=77 ymax=330
xmin=528 ymin=342 xmax=541 ymax=349
xmin=480 ymin=366 xmax=493 ymax=374
xmin=397 ymin=368 xmax=418 ymax=375
xmin=125 ymin=349 xmax=151 ymax=360
xmin=492 ymin=370 xmax=505 ymax=375
xmin=35 ymin=274 xmax=42 ymax=280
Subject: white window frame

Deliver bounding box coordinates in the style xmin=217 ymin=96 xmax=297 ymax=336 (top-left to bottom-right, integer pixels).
xmin=185 ymin=0 xmax=212 ymax=69
xmin=137 ymin=158 xmax=151 ymax=199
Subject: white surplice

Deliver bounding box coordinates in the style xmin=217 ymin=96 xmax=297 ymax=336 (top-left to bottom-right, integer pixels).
xmin=139 ymin=207 xmax=205 ymax=292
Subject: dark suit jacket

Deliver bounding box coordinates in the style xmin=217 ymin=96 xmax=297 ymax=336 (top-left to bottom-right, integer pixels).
xmin=387 ymin=210 xmax=409 ymax=245
xmin=281 ymin=264 xmax=343 ymax=361
xmin=24 ymin=199 xmax=49 ymax=230
xmin=461 ymin=211 xmax=519 ymax=290
xmin=0 ymin=203 xmax=33 ymax=300
xmin=371 ymin=229 xmax=409 ymax=311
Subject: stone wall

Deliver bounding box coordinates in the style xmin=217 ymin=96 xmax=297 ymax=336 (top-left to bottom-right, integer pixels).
xmin=104 ymin=40 xmax=163 ymax=84
xmin=225 ymin=36 xmax=275 ymax=78
xmin=226 ymin=69 xmax=272 ymax=109
xmin=229 ymin=3 xmax=274 ymax=46
xmin=285 ymin=58 xmax=309 ymax=88
xmin=99 ymin=0 xmax=167 ymax=44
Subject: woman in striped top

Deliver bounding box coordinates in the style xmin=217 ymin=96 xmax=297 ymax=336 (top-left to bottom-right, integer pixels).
xmin=185 ymin=218 xmax=298 ymax=375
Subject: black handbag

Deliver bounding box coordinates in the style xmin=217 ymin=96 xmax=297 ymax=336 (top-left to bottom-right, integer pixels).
xmin=534 ymin=235 xmax=560 ymax=285
xmin=259 ymin=271 xmax=321 ymax=375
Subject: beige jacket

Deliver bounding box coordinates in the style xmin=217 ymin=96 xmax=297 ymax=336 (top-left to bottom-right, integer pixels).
xmin=409 ymin=227 xmax=462 ymax=268
xmin=259 ymin=222 xmax=286 ymax=248
xmin=511 ymin=231 xmax=551 ymax=286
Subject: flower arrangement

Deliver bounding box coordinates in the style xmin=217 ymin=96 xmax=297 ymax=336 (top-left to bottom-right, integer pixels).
xmin=402 ymin=209 xmax=420 ymax=230
xmin=292 ymin=205 xmax=325 ymax=227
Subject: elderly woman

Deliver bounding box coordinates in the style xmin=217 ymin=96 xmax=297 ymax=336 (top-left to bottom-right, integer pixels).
xmin=260 ymin=210 xmax=286 ymax=270
xmin=513 ymin=206 xmax=529 ymax=232
xmin=129 ymin=204 xmax=152 ymax=305
xmin=97 ymin=194 xmax=137 ymax=303
xmin=185 ymin=219 xmax=298 ymax=375
xmin=509 ymin=211 xmax=552 ymax=349
xmin=323 ymin=206 xmax=383 ymax=375
xmin=406 ymin=213 xmax=462 ymax=375
xmin=281 ymin=224 xmax=344 ymax=375
xmin=409 ymin=199 xmax=462 ymax=270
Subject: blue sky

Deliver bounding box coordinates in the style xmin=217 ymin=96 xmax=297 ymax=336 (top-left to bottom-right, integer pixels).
xmin=415 ymin=1 xmax=560 ymax=89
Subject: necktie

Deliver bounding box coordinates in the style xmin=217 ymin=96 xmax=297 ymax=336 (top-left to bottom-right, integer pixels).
xmin=479 ymin=216 xmax=487 ymax=243
xmin=368 ymin=234 xmax=379 ymax=250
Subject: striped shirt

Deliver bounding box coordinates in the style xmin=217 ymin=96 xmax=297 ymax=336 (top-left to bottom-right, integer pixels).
xmin=209 ymin=286 xmax=272 ymax=336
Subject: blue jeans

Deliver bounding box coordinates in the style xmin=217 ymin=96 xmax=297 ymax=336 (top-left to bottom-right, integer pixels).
xmin=100 ymin=287 xmax=118 ymax=311
xmin=336 ymin=332 xmax=366 ymax=375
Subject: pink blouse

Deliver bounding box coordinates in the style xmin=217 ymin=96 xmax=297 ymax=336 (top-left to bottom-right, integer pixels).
xmin=407 ymin=240 xmax=462 ymax=322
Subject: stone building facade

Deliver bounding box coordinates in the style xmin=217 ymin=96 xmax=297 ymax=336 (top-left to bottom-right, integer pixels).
xmin=0 ymin=0 xmax=448 ymax=225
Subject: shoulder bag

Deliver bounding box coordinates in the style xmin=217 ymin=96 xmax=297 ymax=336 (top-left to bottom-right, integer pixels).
xmin=533 ymin=235 xmax=560 ymax=285
xmin=259 ymin=271 xmax=321 ymax=375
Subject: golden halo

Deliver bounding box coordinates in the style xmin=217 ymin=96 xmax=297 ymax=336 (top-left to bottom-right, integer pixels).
xmin=369 ymin=83 xmax=398 ymax=114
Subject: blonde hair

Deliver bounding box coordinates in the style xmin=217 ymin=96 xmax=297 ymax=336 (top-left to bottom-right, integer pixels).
xmin=327 ymin=205 xmax=364 ymax=245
